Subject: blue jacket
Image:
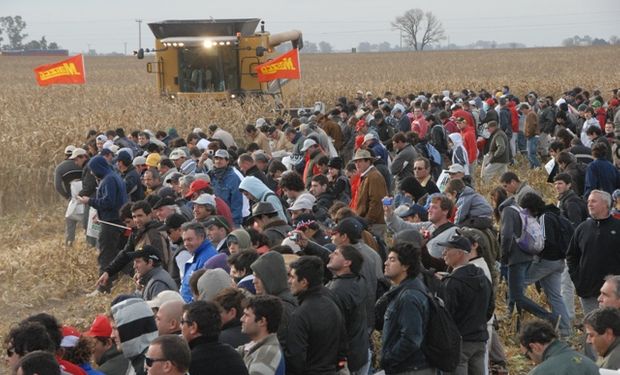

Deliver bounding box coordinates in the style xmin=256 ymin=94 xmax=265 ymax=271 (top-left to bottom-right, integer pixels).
xmin=584 ymin=159 xmax=620 ymax=199
xmin=381 ymin=277 xmax=431 ymax=374
xmin=209 ymin=167 xmax=243 ymax=226
xmin=180 ymin=239 xmax=217 ymax=302
xmin=368 ymin=140 xmax=389 ymax=165
xmin=79 ymin=363 xmax=105 ymax=375
xmin=87 ymin=156 xmax=127 ymax=222
xmin=239 ymin=176 xmax=288 ymax=223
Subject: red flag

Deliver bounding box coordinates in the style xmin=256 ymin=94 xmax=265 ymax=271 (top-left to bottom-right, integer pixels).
xmin=255 ymin=48 xmax=300 ymax=83
xmin=34 ymin=54 xmax=86 ymax=86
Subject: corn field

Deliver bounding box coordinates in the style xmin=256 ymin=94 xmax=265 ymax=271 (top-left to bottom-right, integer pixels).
xmin=1 ymin=45 xmax=619 ymax=374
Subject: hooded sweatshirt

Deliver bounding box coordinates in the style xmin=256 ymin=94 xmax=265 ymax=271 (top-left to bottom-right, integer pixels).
xmin=239 ymin=176 xmax=289 ymax=223
xmin=87 ymin=156 xmax=127 ymax=222
xmin=251 ymin=252 xmax=298 ymax=349
xmin=448 ymin=133 xmax=470 ymax=175
xmin=110 ymin=298 xmax=158 ymax=375
xmin=228 ymin=229 xmax=252 ymax=251
xmin=197 ymin=268 xmax=233 ymax=301
xmin=454 ymin=186 xmax=493 ymax=225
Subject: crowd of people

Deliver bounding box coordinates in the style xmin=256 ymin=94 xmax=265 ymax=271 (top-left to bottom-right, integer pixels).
xmin=16 ymin=86 xmax=620 ymax=375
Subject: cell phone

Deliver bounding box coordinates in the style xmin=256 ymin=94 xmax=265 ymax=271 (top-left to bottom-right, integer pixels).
xmin=382 ymin=197 xmax=393 ymax=206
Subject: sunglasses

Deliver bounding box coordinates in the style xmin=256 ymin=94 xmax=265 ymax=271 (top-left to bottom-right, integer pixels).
xmin=145 ymin=356 xmax=167 ymax=367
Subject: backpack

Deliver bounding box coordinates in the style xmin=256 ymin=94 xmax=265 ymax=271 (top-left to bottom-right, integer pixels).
xmin=263 ymin=192 xmax=292 ymax=225
xmin=509 ymin=205 xmax=545 ymax=255
xmin=411 ymin=282 xmax=462 ymax=372
xmin=539 ymin=211 xmax=575 ymax=257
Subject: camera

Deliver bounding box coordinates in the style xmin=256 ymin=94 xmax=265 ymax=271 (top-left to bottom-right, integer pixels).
xmin=289 ymin=232 xmax=299 ymax=242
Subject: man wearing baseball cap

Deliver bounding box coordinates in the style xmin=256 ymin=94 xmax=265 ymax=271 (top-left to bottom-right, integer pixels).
xmin=54 ymin=147 xmax=88 ymax=247
xmin=127 ymin=245 xmax=178 ymax=302
xmin=208 ymin=149 xmax=243 ymax=227
xmin=437 ymin=235 xmax=494 ymax=375
xmin=84 ymin=315 xmax=130 ymax=375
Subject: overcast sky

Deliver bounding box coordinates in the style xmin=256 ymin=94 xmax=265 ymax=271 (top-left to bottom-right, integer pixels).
xmin=4 ymin=0 xmax=620 ymax=53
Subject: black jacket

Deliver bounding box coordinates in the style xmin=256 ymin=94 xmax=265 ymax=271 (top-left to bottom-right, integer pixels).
xmin=326 ymin=273 xmax=369 ymax=372
xmin=440 ymin=264 xmax=494 ymax=342
xmin=562 ymin=161 xmax=586 ymax=197
xmin=567 ymin=216 xmax=620 ymax=298
xmin=262 ymin=219 xmax=293 ymax=248
xmin=558 ymin=190 xmax=588 ymax=226
xmin=285 ymin=286 xmax=346 ymax=375
xmin=219 ymin=319 xmax=250 ymax=348
xmin=188 ymin=336 xmax=249 ymax=375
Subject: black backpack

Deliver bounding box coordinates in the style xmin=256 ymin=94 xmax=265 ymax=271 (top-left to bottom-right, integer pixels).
xmin=412 ymin=278 xmax=462 ymax=372
xmin=539 ymin=211 xmax=575 ymax=257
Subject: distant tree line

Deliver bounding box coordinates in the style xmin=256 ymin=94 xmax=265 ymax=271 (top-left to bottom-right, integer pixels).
xmin=0 ymin=15 xmax=61 ymax=50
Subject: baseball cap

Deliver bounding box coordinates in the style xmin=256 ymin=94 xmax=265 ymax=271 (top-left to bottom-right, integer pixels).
xmin=64 ymin=145 xmax=76 ymax=155
xmin=126 ymin=245 xmax=162 ymax=263
xmin=398 ymin=204 xmax=428 ymax=220
xmin=446 ymin=164 xmax=465 ymax=174
xmin=169 ymin=149 xmax=187 ymax=160
xmin=61 ymin=326 xmax=81 ymax=348
xmin=300 ymin=139 xmax=317 ymax=152
xmin=185 ymin=179 xmax=210 ymax=198
xmin=288 ymin=195 xmax=316 ymax=211
xmin=214 ymin=149 xmax=230 ymax=159
xmin=193 ymin=193 xmax=216 ymax=207
xmin=332 ymin=218 xmax=362 ymax=242
xmin=116 ymin=150 xmax=132 ymax=165
xmin=147 ymin=290 xmax=185 ymax=309
xmin=152 ymin=196 xmax=176 ymax=210
xmin=96 ymin=135 xmax=107 ymax=143
xmin=363 ymin=133 xmax=377 ymax=143
xmin=84 ymin=315 xmax=113 ymax=338
xmin=204 ymin=215 xmax=230 ymax=231
xmin=160 ymin=213 xmax=187 ymax=231
xmin=132 ymin=156 xmax=147 ymax=167
xmin=69 ymin=148 xmax=87 ymax=160
xmin=437 ymin=235 xmax=472 ymax=252
xmin=165 ymin=172 xmax=183 ymax=184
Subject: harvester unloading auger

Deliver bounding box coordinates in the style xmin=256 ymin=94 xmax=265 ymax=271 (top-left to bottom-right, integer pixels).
xmin=136 ymin=18 xmax=303 ymax=101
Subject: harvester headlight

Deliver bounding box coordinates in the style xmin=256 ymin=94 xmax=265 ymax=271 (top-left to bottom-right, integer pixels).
xmin=204 ymin=40 xmax=213 ymax=48
xmin=178 ymin=42 xmax=184 ymax=47
xmin=225 ymin=41 xmax=231 ymax=46
xmin=230 ymin=94 xmax=236 ymax=99
xmin=172 ymin=42 xmax=178 ymax=47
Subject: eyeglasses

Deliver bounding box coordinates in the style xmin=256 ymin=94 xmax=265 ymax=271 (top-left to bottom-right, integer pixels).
xmin=6 ymin=348 xmax=15 ymax=357
xmin=180 ymin=319 xmax=192 ymax=326
xmin=145 ymin=356 xmax=167 ymax=367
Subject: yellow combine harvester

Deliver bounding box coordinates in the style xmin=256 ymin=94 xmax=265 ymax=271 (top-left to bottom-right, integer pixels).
xmin=137 ymin=18 xmax=302 ymax=100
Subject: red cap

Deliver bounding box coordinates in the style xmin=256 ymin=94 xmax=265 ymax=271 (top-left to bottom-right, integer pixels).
xmin=84 ymin=315 xmax=112 ymax=338
xmin=355 ymin=119 xmax=366 ymax=132
xmin=610 ymin=99 xmax=620 ymax=107
xmin=61 ymin=326 xmax=81 ymax=348
xmin=185 ymin=179 xmax=210 ymax=199
xmin=486 ymin=98 xmax=495 ymax=107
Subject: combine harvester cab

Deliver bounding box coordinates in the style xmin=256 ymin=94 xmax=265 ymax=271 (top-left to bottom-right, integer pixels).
xmin=137 ymin=18 xmax=302 ymax=101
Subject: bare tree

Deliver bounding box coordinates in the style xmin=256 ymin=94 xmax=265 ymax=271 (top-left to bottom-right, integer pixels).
xmin=391 ymin=9 xmax=446 ymax=51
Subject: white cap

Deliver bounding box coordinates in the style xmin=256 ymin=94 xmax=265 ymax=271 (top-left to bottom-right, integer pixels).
xmin=132 ymin=156 xmax=147 ymax=166
xmin=169 ymin=148 xmax=187 ymax=160
xmin=363 ymin=133 xmax=376 ymax=143
xmin=300 ymin=139 xmax=317 ymax=152
xmin=64 ymin=145 xmax=76 ymax=155
xmin=193 ymin=193 xmax=216 ymax=207
xmin=288 ymin=195 xmax=316 ymax=211
xmin=147 ymin=290 xmax=185 ymax=309
xmin=69 ymin=148 xmax=87 ymax=159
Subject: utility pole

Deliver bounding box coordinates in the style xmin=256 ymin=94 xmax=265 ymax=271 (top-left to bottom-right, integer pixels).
xmin=400 ymin=30 xmax=402 ymax=50
xmin=136 ymin=19 xmax=143 ymax=49
xmin=124 ymin=42 xmax=127 ymax=55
